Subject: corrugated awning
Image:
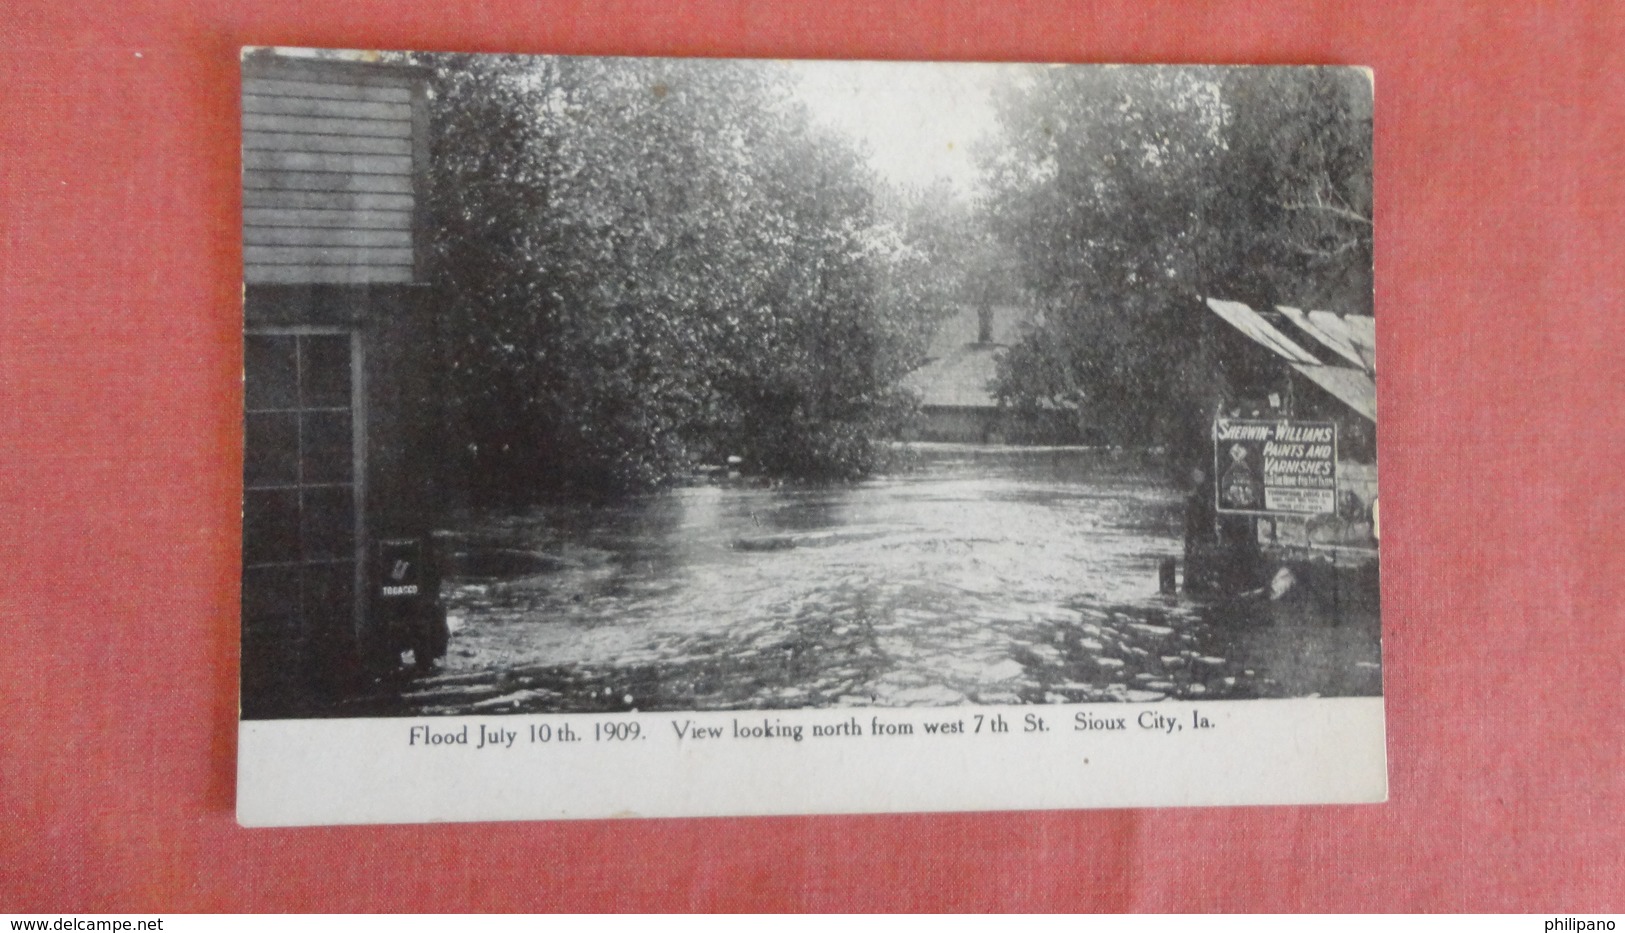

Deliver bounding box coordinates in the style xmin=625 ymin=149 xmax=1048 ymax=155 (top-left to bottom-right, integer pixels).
xmin=1290 ymin=362 xmax=1377 ymax=422
xmin=1204 ymin=298 xmax=1322 ymax=365
xmin=1341 ymin=314 xmax=1377 ymax=371
xmin=1205 ymin=297 xmax=1378 ymax=423
xmin=1308 ymin=309 xmax=1377 ymax=373
xmin=1278 ymin=305 xmax=1368 ymax=371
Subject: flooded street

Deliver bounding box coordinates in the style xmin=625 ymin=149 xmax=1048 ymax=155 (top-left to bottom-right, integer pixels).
xmin=368 ymin=445 xmax=1380 ymax=716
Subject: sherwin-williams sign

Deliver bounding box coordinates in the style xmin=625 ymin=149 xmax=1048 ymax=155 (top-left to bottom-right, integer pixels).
xmin=1214 ymin=418 xmax=1338 ymax=515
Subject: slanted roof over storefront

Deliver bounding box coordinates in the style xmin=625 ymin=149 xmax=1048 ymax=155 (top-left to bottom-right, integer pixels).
xmin=1204 ymin=297 xmax=1377 ymax=423
xmin=1277 ymin=305 xmax=1369 ymax=372
xmin=1330 ymin=312 xmax=1377 ymax=372
xmin=1289 ymin=361 xmax=1378 ymax=422
xmin=1205 ymin=298 xmax=1322 ymax=366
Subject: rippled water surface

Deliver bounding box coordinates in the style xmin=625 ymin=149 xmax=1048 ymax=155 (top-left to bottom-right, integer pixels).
xmin=377 ymin=445 xmax=1381 ymax=715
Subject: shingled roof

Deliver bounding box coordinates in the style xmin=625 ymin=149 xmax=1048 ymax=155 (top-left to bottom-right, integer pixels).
xmin=903 ymin=345 xmax=1003 ymax=409
xmin=904 ymin=304 xmax=1030 ymax=410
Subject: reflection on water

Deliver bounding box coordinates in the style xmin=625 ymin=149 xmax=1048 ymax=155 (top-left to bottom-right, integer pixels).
xmin=373 ymin=445 xmax=1381 ymax=715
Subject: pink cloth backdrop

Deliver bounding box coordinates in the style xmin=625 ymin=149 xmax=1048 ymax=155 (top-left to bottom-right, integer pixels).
xmin=1 ymin=0 xmax=1621 ymax=912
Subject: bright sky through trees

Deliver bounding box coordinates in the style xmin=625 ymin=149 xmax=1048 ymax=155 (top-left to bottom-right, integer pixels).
xmin=791 ymin=60 xmax=1022 ymax=197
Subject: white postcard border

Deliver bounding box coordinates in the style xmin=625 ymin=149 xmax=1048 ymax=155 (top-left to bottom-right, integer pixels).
xmin=238 ymin=697 xmax=1386 ymax=826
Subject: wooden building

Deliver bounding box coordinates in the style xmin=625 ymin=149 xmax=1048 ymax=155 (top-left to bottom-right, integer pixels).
xmin=901 ymin=304 xmax=1082 ymax=444
xmin=240 ymin=50 xmax=445 ymax=718
xmin=901 ymin=304 xmax=1017 ymax=443
xmin=1201 ymin=297 xmax=1379 ymax=554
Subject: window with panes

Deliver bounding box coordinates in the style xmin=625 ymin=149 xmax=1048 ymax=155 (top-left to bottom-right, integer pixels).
xmin=242 ymin=331 xmax=361 ymax=691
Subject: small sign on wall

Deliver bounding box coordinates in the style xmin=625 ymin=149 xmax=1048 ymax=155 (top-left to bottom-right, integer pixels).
xmin=376 ymin=538 xmax=422 ymax=598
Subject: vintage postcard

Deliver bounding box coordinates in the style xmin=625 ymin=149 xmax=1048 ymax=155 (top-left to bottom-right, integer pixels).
xmin=237 ymin=48 xmax=1383 ymax=826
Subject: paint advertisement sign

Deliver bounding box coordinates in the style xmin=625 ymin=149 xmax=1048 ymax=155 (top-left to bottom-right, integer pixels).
xmin=1214 ymin=418 xmax=1338 ymax=515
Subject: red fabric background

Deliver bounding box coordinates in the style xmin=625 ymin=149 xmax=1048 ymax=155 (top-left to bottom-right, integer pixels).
xmin=2 ymin=0 xmax=1621 ymax=912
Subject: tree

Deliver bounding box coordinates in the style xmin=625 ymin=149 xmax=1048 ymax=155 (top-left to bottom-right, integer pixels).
xmin=981 ymin=66 xmax=1372 ymax=465
xmin=424 ymin=55 xmax=937 ymax=500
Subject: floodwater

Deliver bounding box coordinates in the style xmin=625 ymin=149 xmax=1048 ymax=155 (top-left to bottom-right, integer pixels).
xmin=378 ymin=445 xmax=1381 ymax=716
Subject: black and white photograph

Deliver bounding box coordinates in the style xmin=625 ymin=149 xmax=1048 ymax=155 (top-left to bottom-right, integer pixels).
xmin=241 ymin=49 xmax=1378 ymax=726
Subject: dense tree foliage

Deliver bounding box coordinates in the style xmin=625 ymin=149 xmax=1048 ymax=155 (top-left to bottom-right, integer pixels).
xmin=414 ymin=57 xmax=1370 ymax=499
xmin=424 ymin=55 xmax=940 ymax=501
xmin=981 ymin=67 xmax=1373 ymax=465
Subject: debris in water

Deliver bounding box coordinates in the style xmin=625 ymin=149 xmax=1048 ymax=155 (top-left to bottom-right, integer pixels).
xmin=1269 ymin=567 xmax=1297 ymax=601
